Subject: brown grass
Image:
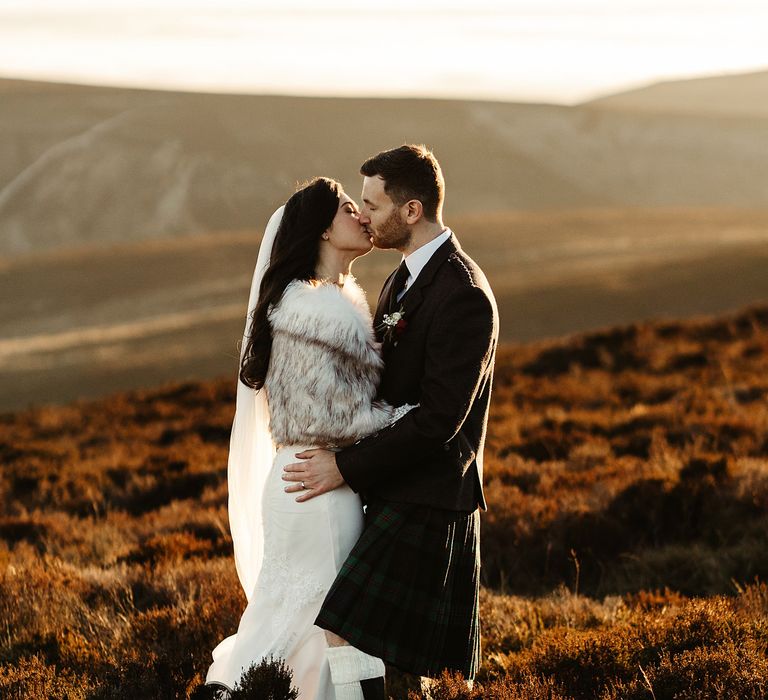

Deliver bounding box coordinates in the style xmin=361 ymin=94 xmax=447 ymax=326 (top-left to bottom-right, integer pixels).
xmin=1 ymin=303 xmax=767 ymax=698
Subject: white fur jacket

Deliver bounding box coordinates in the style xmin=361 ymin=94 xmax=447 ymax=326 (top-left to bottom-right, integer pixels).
xmin=264 ymin=277 xmax=410 ymax=447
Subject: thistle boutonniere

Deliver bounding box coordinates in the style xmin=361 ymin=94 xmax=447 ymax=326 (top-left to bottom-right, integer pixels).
xmin=378 ymin=305 xmax=408 ymax=344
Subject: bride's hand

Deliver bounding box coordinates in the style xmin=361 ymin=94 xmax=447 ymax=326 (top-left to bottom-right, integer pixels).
xmin=282 ymin=449 xmax=345 ymax=502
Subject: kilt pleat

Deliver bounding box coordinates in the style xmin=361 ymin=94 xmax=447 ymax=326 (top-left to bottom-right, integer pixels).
xmin=314 ymin=498 xmax=481 ymax=679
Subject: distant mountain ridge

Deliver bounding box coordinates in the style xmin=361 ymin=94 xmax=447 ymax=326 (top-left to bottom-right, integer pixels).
xmin=584 ymin=69 xmax=768 ymax=117
xmin=1 ymin=74 xmax=768 ymax=256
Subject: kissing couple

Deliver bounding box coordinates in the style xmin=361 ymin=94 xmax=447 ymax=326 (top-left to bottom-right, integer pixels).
xmin=205 ymin=144 xmax=498 ymax=699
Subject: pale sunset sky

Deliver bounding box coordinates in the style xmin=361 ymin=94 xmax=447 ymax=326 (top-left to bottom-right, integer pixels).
xmin=1 ymin=0 xmax=767 ymax=103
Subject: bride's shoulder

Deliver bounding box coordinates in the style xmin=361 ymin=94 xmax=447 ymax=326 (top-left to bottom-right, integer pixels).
xmin=279 ymin=278 xmax=342 ymax=306
xmin=269 ymin=280 xmax=373 ymax=357
xmin=341 ymin=275 xmax=368 ymax=303
xmin=270 ymin=278 xmax=360 ymax=323
xmin=268 ymin=277 xmax=375 ymax=350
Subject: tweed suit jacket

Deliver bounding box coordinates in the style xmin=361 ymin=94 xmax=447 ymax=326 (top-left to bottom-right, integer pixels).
xmin=335 ymin=232 xmax=499 ymax=512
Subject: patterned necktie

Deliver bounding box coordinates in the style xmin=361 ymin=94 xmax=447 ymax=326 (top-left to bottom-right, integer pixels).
xmin=387 ymin=261 xmax=410 ymax=312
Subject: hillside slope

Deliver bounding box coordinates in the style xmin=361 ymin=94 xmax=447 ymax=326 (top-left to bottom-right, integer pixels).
xmin=2 ymin=208 xmax=768 ymax=411
xmin=585 ymin=69 xmax=768 ymax=117
xmin=2 ymin=77 xmax=768 ymax=255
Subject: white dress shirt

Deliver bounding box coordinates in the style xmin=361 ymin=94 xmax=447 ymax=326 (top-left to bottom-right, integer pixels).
xmin=396 ymin=228 xmax=452 ymax=302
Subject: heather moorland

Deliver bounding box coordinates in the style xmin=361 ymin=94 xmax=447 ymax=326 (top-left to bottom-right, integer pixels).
xmin=2 ymin=301 xmax=767 ymax=698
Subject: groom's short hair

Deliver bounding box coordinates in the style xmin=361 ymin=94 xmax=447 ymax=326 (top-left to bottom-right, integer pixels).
xmin=360 ymin=144 xmax=444 ymax=222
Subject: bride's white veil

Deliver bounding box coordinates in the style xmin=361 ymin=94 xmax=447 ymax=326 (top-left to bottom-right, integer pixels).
xmin=227 ymin=205 xmax=283 ymax=601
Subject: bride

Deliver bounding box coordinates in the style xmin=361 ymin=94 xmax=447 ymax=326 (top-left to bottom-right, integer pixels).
xmin=205 ymin=177 xmax=412 ymax=699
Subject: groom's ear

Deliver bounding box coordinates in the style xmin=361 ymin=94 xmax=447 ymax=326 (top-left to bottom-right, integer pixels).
xmin=404 ymin=199 xmax=423 ymax=225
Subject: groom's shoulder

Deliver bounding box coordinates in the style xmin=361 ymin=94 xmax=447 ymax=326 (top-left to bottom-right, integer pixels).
xmin=433 ymin=248 xmax=498 ymax=338
xmin=441 ymin=246 xmax=494 ymax=299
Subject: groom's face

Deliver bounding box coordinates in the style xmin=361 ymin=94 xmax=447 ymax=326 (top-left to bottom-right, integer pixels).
xmin=360 ymin=175 xmax=412 ymax=250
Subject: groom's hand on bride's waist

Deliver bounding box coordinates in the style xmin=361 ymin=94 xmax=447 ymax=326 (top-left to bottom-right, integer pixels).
xmin=282 ymin=449 xmax=345 ymax=502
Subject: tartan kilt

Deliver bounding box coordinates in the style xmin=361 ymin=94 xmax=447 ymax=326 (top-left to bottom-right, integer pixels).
xmin=314 ymin=497 xmax=481 ymax=680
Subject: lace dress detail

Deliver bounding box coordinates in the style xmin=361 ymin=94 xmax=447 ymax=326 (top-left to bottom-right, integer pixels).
xmin=254 ymin=518 xmax=330 ymax=660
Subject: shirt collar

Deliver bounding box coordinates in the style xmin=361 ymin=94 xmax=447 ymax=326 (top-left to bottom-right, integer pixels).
xmin=402 ymin=228 xmax=452 ymax=284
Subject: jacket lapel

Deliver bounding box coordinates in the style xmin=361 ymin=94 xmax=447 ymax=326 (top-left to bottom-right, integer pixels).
xmin=379 ymin=232 xmax=460 ymax=350
xmin=399 ymin=233 xmax=459 ymax=319
xmin=373 ymin=267 xmax=399 ymax=334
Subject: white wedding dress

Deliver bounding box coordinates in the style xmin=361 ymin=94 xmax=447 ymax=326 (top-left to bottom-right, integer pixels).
xmin=205 ymin=443 xmax=364 ymax=699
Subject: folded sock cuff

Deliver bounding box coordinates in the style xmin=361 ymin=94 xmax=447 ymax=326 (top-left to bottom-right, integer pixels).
xmin=326 ymin=646 xmax=385 ymax=684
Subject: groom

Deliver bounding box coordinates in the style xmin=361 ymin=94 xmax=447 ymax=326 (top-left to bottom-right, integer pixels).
xmin=283 ymin=144 xmax=498 ymax=697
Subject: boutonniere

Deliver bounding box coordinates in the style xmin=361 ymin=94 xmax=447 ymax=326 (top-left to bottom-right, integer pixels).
xmin=378 ymin=305 xmax=408 ymax=344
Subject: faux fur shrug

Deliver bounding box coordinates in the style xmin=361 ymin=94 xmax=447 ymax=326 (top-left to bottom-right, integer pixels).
xmin=264 ymin=277 xmax=401 ymax=447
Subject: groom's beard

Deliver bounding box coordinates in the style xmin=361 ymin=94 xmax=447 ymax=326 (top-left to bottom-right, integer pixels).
xmin=372 ymin=209 xmax=411 ymax=250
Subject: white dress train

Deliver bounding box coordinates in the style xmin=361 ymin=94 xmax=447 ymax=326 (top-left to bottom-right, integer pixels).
xmin=206 ymin=444 xmax=364 ymax=699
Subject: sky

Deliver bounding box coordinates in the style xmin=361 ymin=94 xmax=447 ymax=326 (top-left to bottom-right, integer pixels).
xmin=1 ymin=0 xmax=767 ymax=103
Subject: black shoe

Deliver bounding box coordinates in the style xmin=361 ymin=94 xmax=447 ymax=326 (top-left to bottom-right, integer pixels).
xmin=360 ymin=676 xmax=386 ymax=700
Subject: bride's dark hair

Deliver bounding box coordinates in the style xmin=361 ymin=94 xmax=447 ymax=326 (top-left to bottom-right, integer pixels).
xmin=239 ymin=177 xmax=342 ymax=390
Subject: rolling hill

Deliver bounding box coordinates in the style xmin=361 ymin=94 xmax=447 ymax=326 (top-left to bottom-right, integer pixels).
xmin=2 ymin=73 xmax=768 ymax=414
xmin=1 ymin=76 xmax=768 ymax=256
xmin=2 ymin=208 xmax=768 ymax=412
xmin=585 ymin=68 xmax=768 ymax=118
